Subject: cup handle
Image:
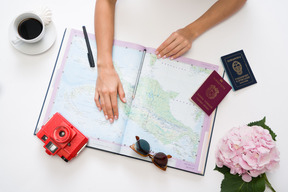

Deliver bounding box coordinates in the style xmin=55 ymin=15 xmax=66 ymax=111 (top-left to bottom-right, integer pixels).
xmin=12 ymin=37 xmax=21 ymax=45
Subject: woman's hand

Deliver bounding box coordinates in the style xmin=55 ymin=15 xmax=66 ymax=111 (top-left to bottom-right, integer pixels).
xmin=94 ymin=63 xmax=126 ymax=123
xmin=156 ymin=26 xmax=195 ymax=60
xmin=155 ymin=0 xmax=247 ymax=60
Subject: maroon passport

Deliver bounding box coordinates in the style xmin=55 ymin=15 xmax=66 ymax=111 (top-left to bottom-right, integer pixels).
xmin=191 ymin=71 xmax=231 ymax=116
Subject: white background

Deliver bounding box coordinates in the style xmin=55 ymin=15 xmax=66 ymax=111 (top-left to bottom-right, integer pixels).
xmin=0 ymin=0 xmax=287 ymax=191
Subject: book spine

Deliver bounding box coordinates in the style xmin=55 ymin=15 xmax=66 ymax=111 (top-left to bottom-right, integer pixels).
xmin=132 ymin=49 xmax=146 ymax=99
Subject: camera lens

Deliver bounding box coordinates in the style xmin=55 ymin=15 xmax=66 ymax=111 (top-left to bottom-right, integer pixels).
xmin=59 ymin=131 xmax=65 ymax=137
xmin=53 ymin=126 xmax=71 ymax=143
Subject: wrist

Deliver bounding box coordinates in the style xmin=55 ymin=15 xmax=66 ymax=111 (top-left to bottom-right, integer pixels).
xmin=97 ymin=54 xmax=114 ymax=68
xmin=185 ymin=23 xmax=203 ymax=40
xmin=185 ymin=21 xmax=207 ymax=40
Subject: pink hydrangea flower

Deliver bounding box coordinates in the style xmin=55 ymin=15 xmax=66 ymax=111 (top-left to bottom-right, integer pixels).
xmin=215 ymin=125 xmax=280 ymax=182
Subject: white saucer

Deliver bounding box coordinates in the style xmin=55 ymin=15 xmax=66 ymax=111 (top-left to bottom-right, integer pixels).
xmin=9 ymin=21 xmax=57 ymax=55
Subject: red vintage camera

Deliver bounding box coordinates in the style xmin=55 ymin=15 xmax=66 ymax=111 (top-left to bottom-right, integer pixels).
xmin=37 ymin=112 xmax=88 ymax=162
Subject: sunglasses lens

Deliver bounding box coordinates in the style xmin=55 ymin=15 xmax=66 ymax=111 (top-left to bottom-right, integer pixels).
xmin=135 ymin=139 xmax=150 ymax=156
xmin=153 ymin=152 xmax=168 ymax=168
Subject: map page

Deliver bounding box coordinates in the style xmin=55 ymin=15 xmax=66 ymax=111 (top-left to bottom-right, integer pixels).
xmin=35 ymin=29 xmax=219 ymax=175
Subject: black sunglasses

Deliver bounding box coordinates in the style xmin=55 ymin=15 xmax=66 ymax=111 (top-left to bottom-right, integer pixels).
xmin=130 ymin=136 xmax=172 ymax=171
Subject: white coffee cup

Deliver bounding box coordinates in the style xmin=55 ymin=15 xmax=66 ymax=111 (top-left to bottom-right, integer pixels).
xmin=12 ymin=12 xmax=45 ymax=44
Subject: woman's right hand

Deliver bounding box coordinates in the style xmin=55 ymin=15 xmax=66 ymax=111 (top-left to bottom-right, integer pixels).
xmin=94 ymin=61 xmax=126 ymax=123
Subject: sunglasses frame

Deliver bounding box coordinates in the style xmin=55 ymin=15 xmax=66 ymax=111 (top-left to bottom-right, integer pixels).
xmin=130 ymin=136 xmax=172 ymax=171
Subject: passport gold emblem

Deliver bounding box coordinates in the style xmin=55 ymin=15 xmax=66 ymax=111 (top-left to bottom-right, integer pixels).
xmin=232 ymin=61 xmax=243 ymax=75
xmin=206 ymin=85 xmax=219 ymax=99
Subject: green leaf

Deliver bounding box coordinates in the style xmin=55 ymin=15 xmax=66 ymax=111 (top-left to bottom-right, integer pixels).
xmin=248 ymin=117 xmax=277 ymax=141
xmin=215 ymin=166 xmax=266 ymax=192
xmin=214 ymin=165 xmax=230 ymax=175
xmin=221 ymin=172 xmax=266 ymax=192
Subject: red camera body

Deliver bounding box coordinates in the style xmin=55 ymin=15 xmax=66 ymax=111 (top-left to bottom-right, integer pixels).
xmin=37 ymin=112 xmax=88 ymax=162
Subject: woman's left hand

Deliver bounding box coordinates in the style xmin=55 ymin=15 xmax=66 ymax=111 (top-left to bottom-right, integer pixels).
xmin=155 ymin=26 xmax=195 ymax=60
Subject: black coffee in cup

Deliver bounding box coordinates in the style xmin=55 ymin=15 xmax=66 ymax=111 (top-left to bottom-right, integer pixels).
xmin=18 ymin=18 xmax=43 ymax=40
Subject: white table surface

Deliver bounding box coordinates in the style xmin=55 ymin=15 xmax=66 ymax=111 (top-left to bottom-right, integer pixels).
xmin=1 ymin=0 xmax=287 ymax=191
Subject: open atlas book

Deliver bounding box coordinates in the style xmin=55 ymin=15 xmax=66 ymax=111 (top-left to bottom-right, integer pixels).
xmin=35 ymin=28 xmax=220 ymax=175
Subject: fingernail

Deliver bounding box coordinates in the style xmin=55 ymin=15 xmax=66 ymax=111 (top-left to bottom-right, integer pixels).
xmin=163 ymin=55 xmax=167 ymax=59
xmin=114 ymin=116 xmax=118 ymax=120
xmin=155 ymin=50 xmax=159 ymax=54
xmin=109 ymin=118 xmax=114 ymax=123
xmin=98 ymin=107 xmax=101 ymax=111
xmin=157 ymin=54 xmax=161 ymax=59
xmin=123 ymin=97 xmax=126 ymax=103
xmin=105 ymin=115 xmax=108 ymax=120
xmin=170 ymin=57 xmax=174 ymax=60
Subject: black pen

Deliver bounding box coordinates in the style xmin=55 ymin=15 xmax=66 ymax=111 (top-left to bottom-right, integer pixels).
xmin=82 ymin=26 xmax=95 ymax=68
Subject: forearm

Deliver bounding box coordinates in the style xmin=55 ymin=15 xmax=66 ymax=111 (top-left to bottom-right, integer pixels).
xmin=187 ymin=0 xmax=247 ymax=40
xmin=94 ymin=0 xmax=117 ymax=68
